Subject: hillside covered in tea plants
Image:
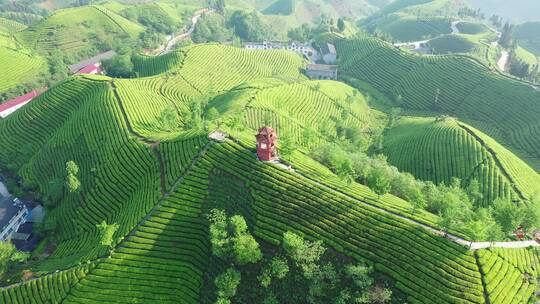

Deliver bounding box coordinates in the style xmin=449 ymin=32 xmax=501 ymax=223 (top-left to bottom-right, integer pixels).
xmin=0 ymin=0 xmax=540 ymax=303
xmin=0 ymin=39 xmax=539 ymax=303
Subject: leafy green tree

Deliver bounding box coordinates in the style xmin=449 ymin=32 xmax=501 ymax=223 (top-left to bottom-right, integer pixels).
xmin=66 ymin=161 xmax=79 ymax=176
xmin=283 ymin=231 xmax=325 ymax=278
xmin=233 ymin=234 xmax=262 ymax=264
xmin=345 ymin=264 xmax=373 ymax=289
xmin=366 ymin=165 xmax=391 ymax=198
xmin=206 ymin=107 xmax=220 ymax=121
xmin=65 ymin=161 xmax=81 ymax=194
xmin=215 ymin=268 xmax=241 ymax=299
xmin=288 ymin=23 xmax=312 ymax=42
xmin=466 ymin=179 xmax=484 ymax=207
xmin=259 ymin=256 xmax=289 ymax=287
xmin=208 ymin=209 xmax=230 ymax=257
xmin=96 ymin=221 xmax=119 ymax=247
xmin=158 ymin=106 xmax=179 ymax=131
xmin=208 ymin=210 xmax=261 ymax=264
xmin=278 ymin=136 xmax=295 ymax=159
xmin=0 ymin=241 xmax=29 ymax=280
xmin=337 ymin=18 xmax=345 ymax=32
xmin=492 ymin=198 xmax=526 ymax=234
xmin=192 ymin=14 xmax=232 ymax=43
xmin=228 ymin=10 xmax=273 ymax=41
xmin=102 ymin=48 xmax=134 ymax=78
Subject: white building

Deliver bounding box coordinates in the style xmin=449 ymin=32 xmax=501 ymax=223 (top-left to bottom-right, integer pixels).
xmin=0 ymin=196 xmax=29 ymax=241
xmin=244 ymin=41 xmax=318 ymax=60
xmin=0 ymin=90 xmax=43 ymax=119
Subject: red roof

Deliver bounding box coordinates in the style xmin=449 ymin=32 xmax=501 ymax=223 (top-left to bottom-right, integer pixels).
xmin=0 ymin=90 xmax=39 ymax=113
xmin=77 ymin=63 xmax=101 ymax=74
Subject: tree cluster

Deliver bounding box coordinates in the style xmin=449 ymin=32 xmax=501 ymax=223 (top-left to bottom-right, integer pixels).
xmin=311 ymin=143 xmax=540 ymax=240
xmin=0 ymin=241 xmax=29 ymax=282
xmin=101 ymin=47 xmax=135 ymax=78
xmin=207 ymin=210 xmax=392 ymax=304
xmin=192 ymin=14 xmax=233 ymax=44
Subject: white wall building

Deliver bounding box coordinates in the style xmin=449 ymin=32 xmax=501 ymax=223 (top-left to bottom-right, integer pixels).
xmin=244 ymin=41 xmax=318 ymax=60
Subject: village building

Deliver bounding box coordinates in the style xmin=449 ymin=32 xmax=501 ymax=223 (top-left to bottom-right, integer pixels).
xmin=0 ymin=88 xmax=46 ymax=118
xmin=320 ymin=43 xmax=337 ymax=64
xmin=0 ymin=196 xmax=29 ymax=241
xmin=256 ymin=126 xmax=278 ymax=162
xmin=306 ymin=64 xmax=338 ymax=80
xmin=68 ymin=50 xmax=116 ymax=74
xmin=244 ymin=41 xmax=318 ymax=60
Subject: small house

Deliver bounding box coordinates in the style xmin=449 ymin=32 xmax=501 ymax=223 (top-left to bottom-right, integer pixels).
xmin=0 ymin=196 xmax=29 ymax=241
xmin=68 ymin=50 xmax=116 ymax=74
xmin=76 ymin=63 xmax=102 ymax=75
xmin=306 ymin=64 xmax=338 ymax=80
xmin=0 ymin=88 xmax=46 ymax=118
xmin=256 ymin=126 xmax=278 ymax=161
xmin=320 ymin=43 xmax=337 ymax=64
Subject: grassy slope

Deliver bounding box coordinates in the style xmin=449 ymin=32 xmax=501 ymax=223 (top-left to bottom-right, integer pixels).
xmin=334 ymin=37 xmax=540 ymax=172
xmin=375 ymin=15 xmax=452 ymax=41
xmin=515 ymin=22 xmax=540 ymax=57
xmin=0 ymin=43 xmax=537 ymax=303
xmin=383 ymin=116 xmax=540 ymax=204
xmin=16 ymin=5 xmax=144 ymax=60
xmin=0 ymin=17 xmax=26 ymax=33
xmin=0 ymin=32 xmax=47 ymax=95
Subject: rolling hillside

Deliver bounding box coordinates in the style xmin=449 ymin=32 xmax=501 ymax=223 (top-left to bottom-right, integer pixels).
xmin=383 ymin=116 xmax=540 ymax=205
xmin=0 ymin=43 xmax=533 ymax=303
xmin=16 ymin=5 xmax=144 ymax=60
xmin=335 ymin=36 xmax=540 ymax=172
xmin=0 ymin=32 xmax=47 ymax=94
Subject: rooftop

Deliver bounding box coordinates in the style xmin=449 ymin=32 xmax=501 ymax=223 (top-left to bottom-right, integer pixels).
xmin=320 ymin=43 xmax=337 ymax=55
xmin=77 ymin=63 xmax=101 ymax=74
xmin=68 ymin=50 xmax=116 ymax=73
xmin=0 ymin=196 xmax=25 ymax=231
xmin=0 ymin=89 xmax=45 ymax=113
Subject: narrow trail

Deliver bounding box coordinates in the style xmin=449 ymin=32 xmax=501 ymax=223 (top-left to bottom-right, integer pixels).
xmin=153 ymin=8 xmax=213 ymax=55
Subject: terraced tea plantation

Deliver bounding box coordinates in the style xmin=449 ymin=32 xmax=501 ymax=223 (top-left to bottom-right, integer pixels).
xmin=335 ymin=37 xmax=540 ymax=171
xmin=383 ymin=117 xmax=540 ymax=205
xmin=0 ymin=39 xmax=539 ymax=304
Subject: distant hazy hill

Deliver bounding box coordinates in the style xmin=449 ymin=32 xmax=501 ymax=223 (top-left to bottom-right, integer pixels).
xmin=467 ymin=0 xmax=540 ymax=22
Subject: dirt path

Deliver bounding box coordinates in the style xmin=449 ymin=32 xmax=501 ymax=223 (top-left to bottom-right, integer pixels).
xmin=497 ymin=49 xmax=509 ymax=71
xmin=153 ymin=8 xmax=212 ymax=55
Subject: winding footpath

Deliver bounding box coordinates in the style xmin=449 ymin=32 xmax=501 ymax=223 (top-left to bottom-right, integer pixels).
xmin=153 ymin=8 xmax=213 ymax=55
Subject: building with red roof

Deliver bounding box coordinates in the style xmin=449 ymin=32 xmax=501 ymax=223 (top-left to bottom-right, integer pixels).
xmin=76 ymin=63 xmax=102 ymax=75
xmin=0 ymin=88 xmax=45 ymax=118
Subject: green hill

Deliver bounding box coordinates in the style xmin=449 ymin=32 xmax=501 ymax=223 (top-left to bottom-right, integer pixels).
xmin=429 ymin=34 xmax=476 ymax=54
xmin=0 ymin=40 xmax=538 ymax=304
xmin=375 ymin=15 xmax=451 ymax=41
xmin=383 ymin=116 xmax=540 ymax=205
xmin=262 ymin=0 xmax=295 ymax=15
xmin=456 ymin=21 xmax=488 ymax=35
xmin=334 ymin=37 xmax=540 ymax=172
xmin=0 ymin=17 xmax=26 ymax=33
xmin=16 ymin=5 xmax=144 ymax=60
xmin=0 ymin=32 xmax=47 ymax=94
xmin=515 ymin=22 xmax=540 ymax=57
